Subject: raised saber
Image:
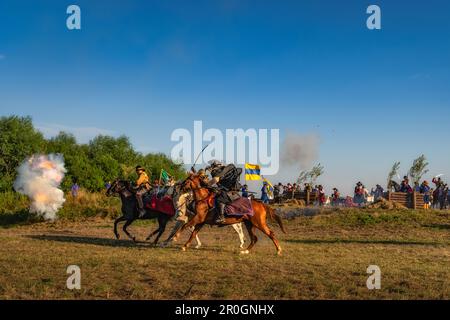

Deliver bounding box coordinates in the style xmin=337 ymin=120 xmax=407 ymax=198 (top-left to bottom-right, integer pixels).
xmin=191 ymin=143 xmax=210 ymax=172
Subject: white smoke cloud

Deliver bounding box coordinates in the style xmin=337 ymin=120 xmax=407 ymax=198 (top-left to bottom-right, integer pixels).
xmin=13 ymin=154 xmax=67 ymax=221
xmin=281 ymin=133 xmax=320 ymax=169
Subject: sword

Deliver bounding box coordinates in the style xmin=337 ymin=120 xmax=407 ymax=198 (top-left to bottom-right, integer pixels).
xmin=191 ymin=143 xmax=210 ymax=173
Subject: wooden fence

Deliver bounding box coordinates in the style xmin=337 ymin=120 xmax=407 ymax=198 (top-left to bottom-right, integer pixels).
xmin=274 ymin=190 xmax=426 ymax=209
xmin=277 ymin=190 xmax=317 ymax=206
xmin=386 ymin=191 xmax=425 ymax=209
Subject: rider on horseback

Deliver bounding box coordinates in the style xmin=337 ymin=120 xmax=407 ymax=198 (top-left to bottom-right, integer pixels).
xmin=134 ymin=165 xmax=151 ymax=218
xmin=205 ymin=160 xmax=242 ymax=224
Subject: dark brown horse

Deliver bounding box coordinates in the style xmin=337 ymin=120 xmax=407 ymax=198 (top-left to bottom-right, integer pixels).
xmin=106 ymin=179 xmax=171 ymax=245
xmin=175 ymin=173 xmax=286 ymax=255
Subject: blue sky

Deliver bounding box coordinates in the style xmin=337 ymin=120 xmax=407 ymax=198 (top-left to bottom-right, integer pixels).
xmin=1 ymin=0 xmax=449 ymax=195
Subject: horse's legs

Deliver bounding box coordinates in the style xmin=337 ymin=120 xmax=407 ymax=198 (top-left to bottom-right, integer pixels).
xmin=232 ymin=223 xmax=245 ymax=248
xmin=253 ymin=221 xmax=282 ymax=255
xmin=113 ymin=216 xmax=127 ymax=239
xmin=176 ymin=213 xmax=203 ymax=241
xmin=241 ymin=221 xmax=257 ymax=254
xmin=182 ymin=223 xmax=204 ymax=251
xmin=161 ymin=220 xmax=185 ymax=247
xmin=145 ymin=227 xmax=160 ymax=241
xmin=190 ymin=226 xmax=202 ymax=249
xmin=122 ymin=219 xmax=137 ymax=242
xmin=153 ymin=217 xmax=169 ymax=245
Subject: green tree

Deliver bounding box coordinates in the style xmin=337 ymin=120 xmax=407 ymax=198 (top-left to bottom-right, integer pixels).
xmin=408 ymin=155 xmax=429 ymax=185
xmin=297 ymin=163 xmax=324 ymax=185
xmin=387 ymin=161 xmax=401 ymax=188
xmin=0 ymin=116 xmax=46 ymax=191
xmin=0 ymin=115 xmax=186 ymax=192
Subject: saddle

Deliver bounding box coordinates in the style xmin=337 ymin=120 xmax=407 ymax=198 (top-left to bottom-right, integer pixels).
xmin=144 ymin=194 xmax=175 ymax=216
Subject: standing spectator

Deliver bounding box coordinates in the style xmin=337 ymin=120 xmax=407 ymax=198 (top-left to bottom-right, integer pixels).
xmin=241 ymin=184 xmax=249 ymax=198
xmin=274 ymin=183 xmax=283 ymax=203
xmin=318 ymin=185 xmax=326 ymax=206
xmin=420 ymin=180 xmax=431 ymax=209
xmin=261 ymin=181 xmax=271 ymax=204
xmin=71 ymin=181 xmax=80 ymax=198
xmin=400 ymin=177 xmax=413 ymax=193
xmin=373 ymin=184 xmax=384 ymax=200
xmin=413 ymin=181 xmax=421 ymax=192
xmin=440 ymin=184 xmax=448 ymax=210
xmin=331 ymin=188 xmax=340 ymax=206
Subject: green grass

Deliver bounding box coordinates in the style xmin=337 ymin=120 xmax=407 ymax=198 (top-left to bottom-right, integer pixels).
xmin=0 ymin=205 xmax=449 ymax=300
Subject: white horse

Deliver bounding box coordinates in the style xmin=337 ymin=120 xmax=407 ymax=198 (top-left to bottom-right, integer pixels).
xmin=160 ymin=184 xmax=246 ymax=249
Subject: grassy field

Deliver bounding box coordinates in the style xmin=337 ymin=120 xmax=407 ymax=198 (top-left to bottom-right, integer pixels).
xmin=0 ymin=198 xmax=449 ymax=300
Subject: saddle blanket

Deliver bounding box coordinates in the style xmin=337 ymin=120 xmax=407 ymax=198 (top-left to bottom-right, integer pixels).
xmin=225 ymin=197 xmax=254 ymax=217
xmin=145 ymin=195 xmax=175 ymax=216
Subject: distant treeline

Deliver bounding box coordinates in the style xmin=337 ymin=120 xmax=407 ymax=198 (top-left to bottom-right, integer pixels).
xmin=0 ymin=115 xmax=186 ymax=192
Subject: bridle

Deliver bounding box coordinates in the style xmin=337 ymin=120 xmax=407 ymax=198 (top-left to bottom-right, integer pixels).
xmin=106 ymin=179 xmax=130 ymax=197
xmin=181 ymin=174 xmax=214 ymax=204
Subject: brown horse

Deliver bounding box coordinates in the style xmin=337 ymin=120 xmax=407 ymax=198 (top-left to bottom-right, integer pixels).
xmin=176 ymin=173 xmax=286 ymax=255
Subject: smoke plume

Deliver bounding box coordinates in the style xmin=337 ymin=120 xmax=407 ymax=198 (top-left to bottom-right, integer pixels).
xmin=281 ymin=133 xmax=320 ymax=169
xmin=13 ymin=154 xmax=66 ymax=220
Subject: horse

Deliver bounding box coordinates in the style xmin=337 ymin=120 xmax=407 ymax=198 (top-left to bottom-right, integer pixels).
xmin=106 ymin=179 xmax=172 ymax=245
xmin=161 ymin=184 xmax=246 ymax=249
xmin=388 ymin=180 xmax=401 ymax=192
xmin=175 ymin=173 xmax=286 ymax=255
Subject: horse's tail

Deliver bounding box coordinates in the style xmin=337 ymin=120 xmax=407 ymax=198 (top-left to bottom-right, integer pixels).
xmin=264 ymin=204 xmax=287 ymax=234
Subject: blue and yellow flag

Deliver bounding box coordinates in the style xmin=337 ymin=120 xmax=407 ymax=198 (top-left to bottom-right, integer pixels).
xmin=263 ymin=177 xmax=274 ymax=198
xmin=245 ymin=163 xmax=261 ymax=180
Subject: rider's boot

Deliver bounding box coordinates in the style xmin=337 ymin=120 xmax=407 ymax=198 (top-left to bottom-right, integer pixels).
xmin=137 ymin=195 xmax=146 ymax=218
xmin=215 ymin=202 xmax=226 ymax=224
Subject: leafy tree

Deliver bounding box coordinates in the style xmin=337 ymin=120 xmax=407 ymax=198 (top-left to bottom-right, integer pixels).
xmin=297 ymin=170 xmax=309 ymax=185
xmin=387 ymin=161 xmax=401 ymax=188
xmin=408 ymin=155 xmax=429 ymax=185
xmin=297 ymin=163 xmax=324 ymax=185
xmin=0 ymin=116 xmax=46 ymax=191
xmin=308 ymin=163 xmax=324 ymax=185
xmin=88 ymin=135 xmax=138 ymax=167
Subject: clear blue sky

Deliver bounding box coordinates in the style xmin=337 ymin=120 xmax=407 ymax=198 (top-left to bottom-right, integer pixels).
xmin=1 ymin=0 xmax=449 ymax=195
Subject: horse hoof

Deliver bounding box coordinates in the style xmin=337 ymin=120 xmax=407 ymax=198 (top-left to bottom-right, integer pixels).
xmin=115 ymin=234 xmax=120 ymax=240
xmin=240 ymin=250 xmax=249 ymax=255
xmin=181 ymin=247 xmax=187 ymax=252
xmin=195 ymin=245 xmax=201 ymax=249
xmin=277 ymin=250 xmax=282 ymax=256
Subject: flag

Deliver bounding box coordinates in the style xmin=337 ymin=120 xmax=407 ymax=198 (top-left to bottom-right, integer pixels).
xmin=160 ymin=169 xmax=171 ymax=183
xmin=263 ymin=177 xmax=274 ymax=198
xmin=245 ymin=163 xmax=261 ymax=180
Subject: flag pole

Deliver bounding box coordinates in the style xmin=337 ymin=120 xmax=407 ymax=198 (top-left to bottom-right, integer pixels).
xmin=157 ymin=169 xmax=162 ymax=193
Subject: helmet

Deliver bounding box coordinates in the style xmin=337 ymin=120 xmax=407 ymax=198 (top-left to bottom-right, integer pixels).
xmin=207 ymin=160 xmax=223 ymax=168
xmin=135 ymin=165 xmax=145 ymax=172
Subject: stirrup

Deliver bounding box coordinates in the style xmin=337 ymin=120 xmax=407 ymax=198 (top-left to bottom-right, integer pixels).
xmin=215 ymin=216 xmax=226 ymax=224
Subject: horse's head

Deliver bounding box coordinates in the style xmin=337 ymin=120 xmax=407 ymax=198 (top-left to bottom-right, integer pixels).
xmin=181 ymin=173 xmax=208 ymax=193
xmin=106 ymin=179 xmax=128 ymax=196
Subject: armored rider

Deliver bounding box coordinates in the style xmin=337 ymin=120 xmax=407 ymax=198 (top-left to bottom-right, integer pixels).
xmin=205 ymin=160 xmax=242 ymax=224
